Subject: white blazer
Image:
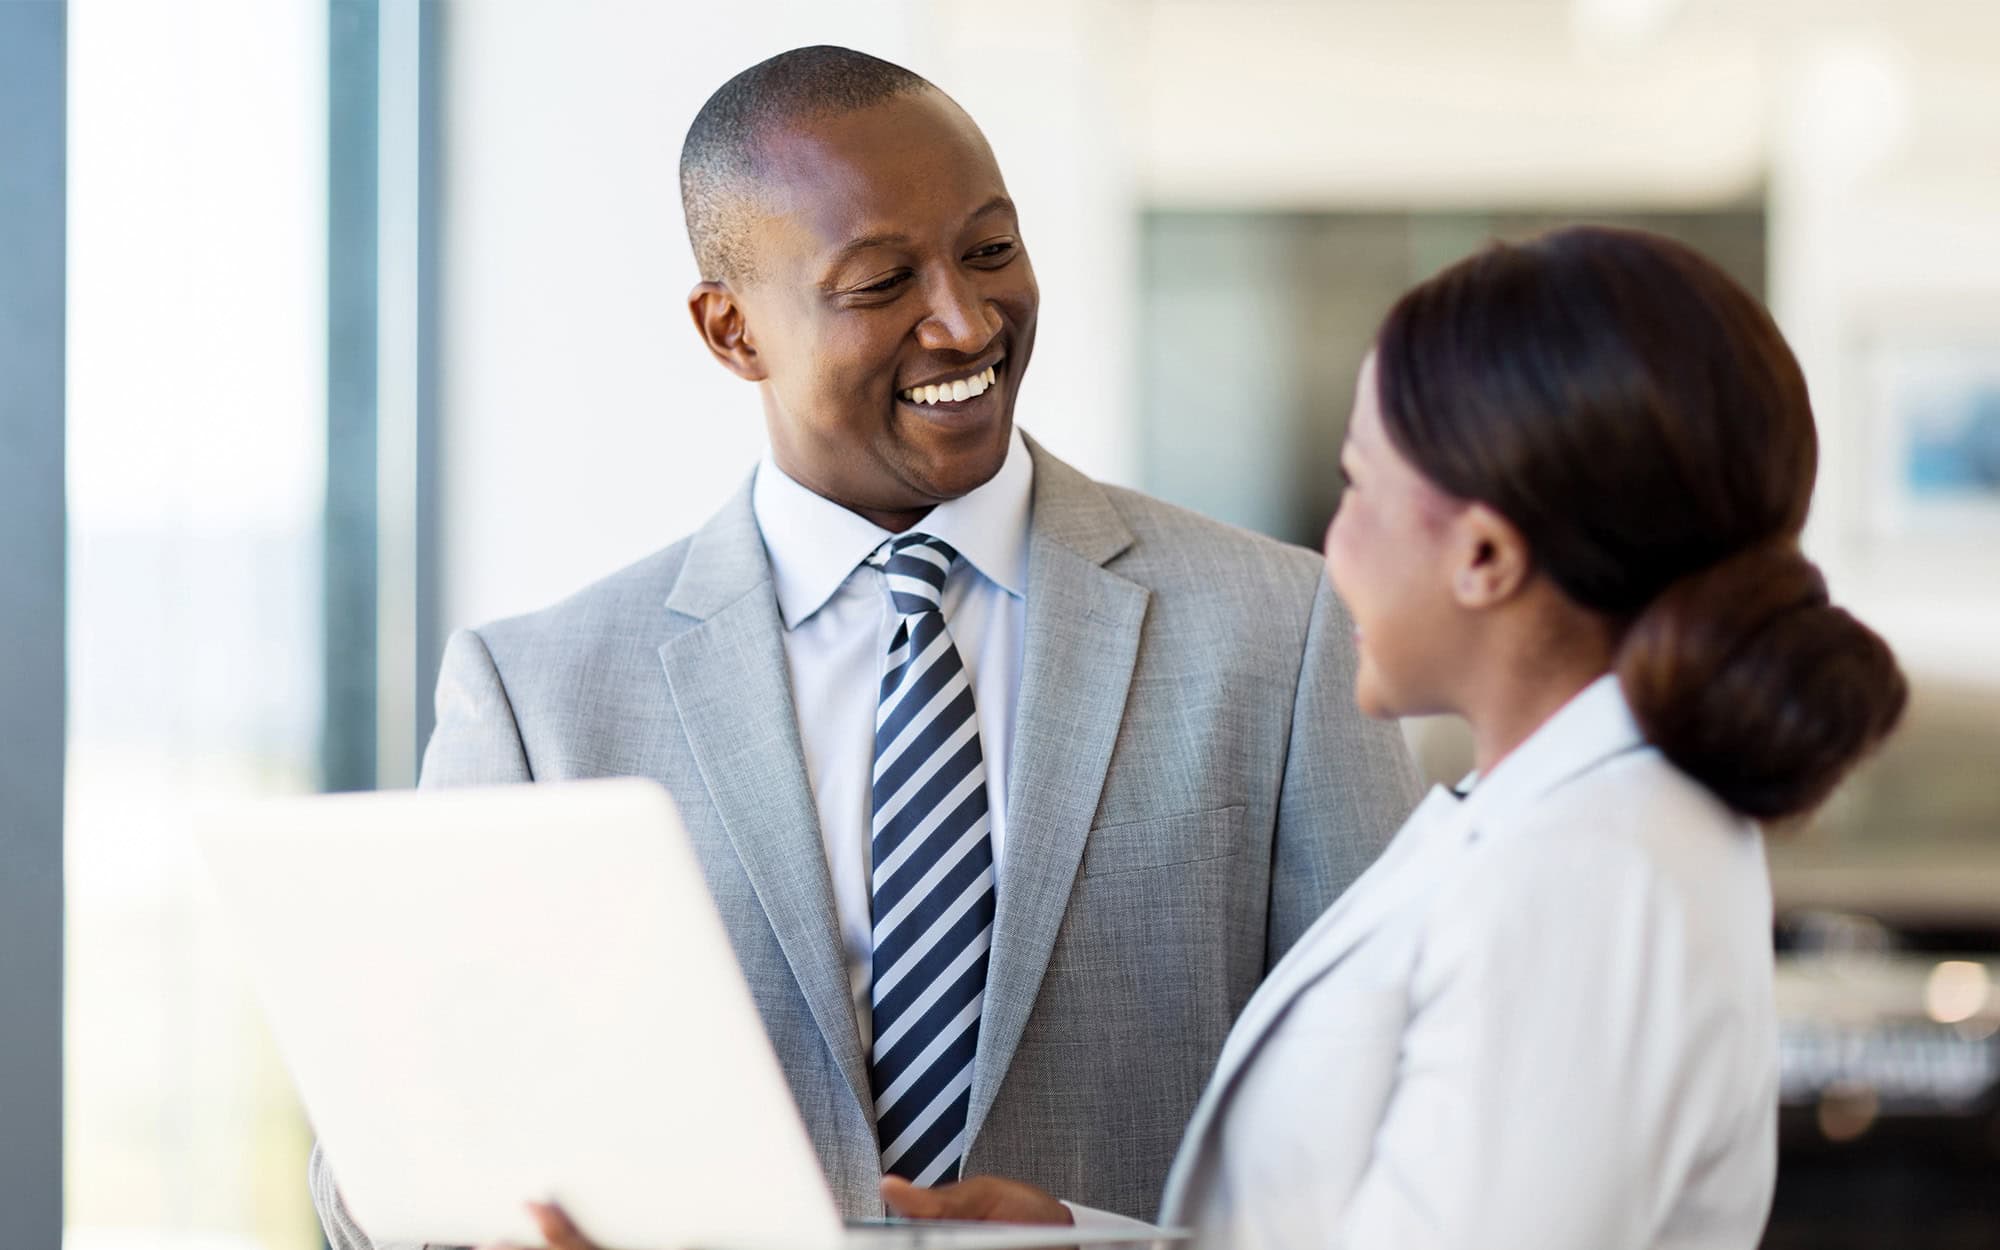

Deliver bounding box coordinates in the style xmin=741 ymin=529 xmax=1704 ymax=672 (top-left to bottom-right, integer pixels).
xmin=1135 ymin=675 xmax=1779 ymax=1249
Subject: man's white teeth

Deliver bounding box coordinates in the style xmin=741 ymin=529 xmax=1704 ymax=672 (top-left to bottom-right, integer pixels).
xmin=903 ymin=365 xmax=997 ymax=405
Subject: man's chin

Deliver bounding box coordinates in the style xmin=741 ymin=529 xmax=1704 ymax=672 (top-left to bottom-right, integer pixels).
xmin=896 ymin=418 xmax=1014 ymax=503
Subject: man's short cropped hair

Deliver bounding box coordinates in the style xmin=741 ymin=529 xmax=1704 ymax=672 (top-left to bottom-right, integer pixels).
xmin=680 ymin=45 xmax=935 ymax=283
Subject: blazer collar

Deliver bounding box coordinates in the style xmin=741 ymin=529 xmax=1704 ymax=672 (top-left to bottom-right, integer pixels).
xmin=1454 ymin=673 xmax=1643 ymax=847
xmin=662 ymin=476 xmax=770 ymax=623
xmin=1016 ymin=432 xmax=1135 ymax=566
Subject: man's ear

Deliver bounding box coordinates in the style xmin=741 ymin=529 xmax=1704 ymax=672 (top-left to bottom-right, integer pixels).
xmin=1450 ymin=503 xmax=1532 ymax=610
xmin=687 ymin=281 xmax=767 ymax=382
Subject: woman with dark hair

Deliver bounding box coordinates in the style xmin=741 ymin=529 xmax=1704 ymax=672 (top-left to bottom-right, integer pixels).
xmin=883 ymin=225 xmax=1908 ymax=1248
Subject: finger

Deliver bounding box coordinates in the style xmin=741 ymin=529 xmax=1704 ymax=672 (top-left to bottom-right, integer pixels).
xmin=527 ymin=1201 xmax=593 ymax=1250
xmin=880 ymin=1175 xmax=947 ymax=1220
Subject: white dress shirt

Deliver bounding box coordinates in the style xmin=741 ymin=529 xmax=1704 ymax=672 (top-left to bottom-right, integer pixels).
xmin=751 ymin=430 xmax=1032 ymax=1045
xmin=1076 ymin=674 xmax=1779 ymax=1248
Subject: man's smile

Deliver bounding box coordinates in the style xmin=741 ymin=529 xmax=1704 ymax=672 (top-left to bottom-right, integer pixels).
xmin=898 ymin=359 xmax=1003 ymax=407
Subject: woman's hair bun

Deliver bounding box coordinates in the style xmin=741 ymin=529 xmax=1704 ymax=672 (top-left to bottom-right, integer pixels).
xmin=1616 ymin=539 xmax=1907 ymax=822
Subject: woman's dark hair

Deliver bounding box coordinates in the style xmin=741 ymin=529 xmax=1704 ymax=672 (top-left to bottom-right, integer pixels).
xmin=1374 ymin=225 xmax=1906 ymax=821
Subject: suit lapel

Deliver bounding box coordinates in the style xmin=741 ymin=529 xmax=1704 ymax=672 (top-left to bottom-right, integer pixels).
xmin=657 ymin=485 xmax=873 ymax=1121
xmin=964 ymin=442 xmax=1149 ymax=1148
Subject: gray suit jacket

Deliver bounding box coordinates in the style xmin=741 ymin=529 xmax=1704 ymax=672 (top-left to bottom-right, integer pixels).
xmin=311 ymin=437 xmax=1420 ymax=1248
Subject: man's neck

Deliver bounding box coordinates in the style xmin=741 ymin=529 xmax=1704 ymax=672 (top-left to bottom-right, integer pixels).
xmin=849 ymin=502 xmax=933 ymax=533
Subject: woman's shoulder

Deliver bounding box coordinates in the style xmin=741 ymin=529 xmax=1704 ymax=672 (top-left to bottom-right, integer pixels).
xmin=1436 ymin=748 xmax=1771 ymax=953
xmin=1503 ymin=748 xmax=1758 ymax=867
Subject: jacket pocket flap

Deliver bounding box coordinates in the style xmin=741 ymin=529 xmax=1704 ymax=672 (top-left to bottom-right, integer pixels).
xmin=1081 ymin=804 xmax=1246 ymax=877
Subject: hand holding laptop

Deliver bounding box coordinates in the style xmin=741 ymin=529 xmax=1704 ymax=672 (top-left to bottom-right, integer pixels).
xmin=881 ymin=1177 xmax=1071 ymax=1227
xmin=487 ymin=1178 xmax=1076 ymax=1250
xmin=457 ymin=1175 xmax=1075 ymax=1250
xmin=474 ymin=1200 xmax=588 ymax=1250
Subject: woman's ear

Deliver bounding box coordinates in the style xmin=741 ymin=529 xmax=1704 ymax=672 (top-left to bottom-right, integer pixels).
xmin=687 ymin=281 xmax=768 ymax=382
xmin=1450 ymin=503 xmax=1532 ymax=610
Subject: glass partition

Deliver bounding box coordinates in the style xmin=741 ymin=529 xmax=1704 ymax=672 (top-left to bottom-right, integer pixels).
xmin=67 ymin=3 xmax=329 ymax=1247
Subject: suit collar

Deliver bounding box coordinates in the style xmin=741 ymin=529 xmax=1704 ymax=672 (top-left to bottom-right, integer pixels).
xmin=1017 ymin=432 xmax=1135 ymax=567
xmin=662 ymin=477 xmax=770 ymax=622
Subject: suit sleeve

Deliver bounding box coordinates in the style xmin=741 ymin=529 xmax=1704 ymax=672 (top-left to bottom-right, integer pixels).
xmin=308 ymin=628 xmax=527 ymax=1250
xmin=1267 ymin=572 xmax=1423 ymax=968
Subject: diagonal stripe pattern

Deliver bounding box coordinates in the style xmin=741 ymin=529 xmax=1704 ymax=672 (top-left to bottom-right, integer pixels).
xmin=865 ymin=533 xmax=994 ymax=1187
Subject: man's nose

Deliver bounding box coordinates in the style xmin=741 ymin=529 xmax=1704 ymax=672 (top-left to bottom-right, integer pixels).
xmin=915 ymin=272 xmax=1002 ymax=355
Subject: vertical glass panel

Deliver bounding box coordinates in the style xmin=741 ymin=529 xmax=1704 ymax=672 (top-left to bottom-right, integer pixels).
xmin=66 ymin=2 xmax=328 ymax=1247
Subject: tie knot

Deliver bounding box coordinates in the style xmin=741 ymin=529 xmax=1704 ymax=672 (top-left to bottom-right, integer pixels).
xmin=868 ymin=533 xmax=958 ymax=616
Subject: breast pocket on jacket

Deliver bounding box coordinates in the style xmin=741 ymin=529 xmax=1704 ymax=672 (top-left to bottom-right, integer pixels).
xmin=1079 ymin=804 xmax=1246 ymax=877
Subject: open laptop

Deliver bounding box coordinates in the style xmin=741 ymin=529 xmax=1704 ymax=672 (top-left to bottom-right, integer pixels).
xmin=196 ymin=777 xmax=1178 ymax=1250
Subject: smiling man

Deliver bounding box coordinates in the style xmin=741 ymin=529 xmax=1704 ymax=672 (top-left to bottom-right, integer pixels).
xmin=311 ymin=45 xmax=1419 ymax=1250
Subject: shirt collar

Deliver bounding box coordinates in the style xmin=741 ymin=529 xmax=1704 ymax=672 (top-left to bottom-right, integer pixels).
xmin=752 ymin=427 xmax=1033 ymax=631
xmin=1450 ymin=673 xmax=1646 ymax=843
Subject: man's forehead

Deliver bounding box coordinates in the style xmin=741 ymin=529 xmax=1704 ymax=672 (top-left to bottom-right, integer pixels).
xmin=749 ymin=95 xmax=1009 ymax=250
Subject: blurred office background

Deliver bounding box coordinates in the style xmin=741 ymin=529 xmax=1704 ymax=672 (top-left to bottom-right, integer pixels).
xmin=16 ymin=0 xmax=1996 ymax=1248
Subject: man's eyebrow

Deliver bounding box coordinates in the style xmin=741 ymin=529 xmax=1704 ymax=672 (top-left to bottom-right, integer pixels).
xmin=826 ymin=230 xmax=913 ymax=271
xmin=822 ymin=197 xmax=1020 ymax=276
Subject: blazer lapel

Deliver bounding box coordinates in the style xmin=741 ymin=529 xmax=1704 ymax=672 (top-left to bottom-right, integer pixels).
xmin=963 ymin=442 xmax=1149 ymax=1148
xmin=1226 ymin=787 xmax=1463 ymax=1063
xmin=1156 ymin=679 xmax=1648 ymax=1221
xmin=656 ymin=484 xmax=873 ymax=1121
xmin=1159 ymin=785 xmax=1467 ymax=1220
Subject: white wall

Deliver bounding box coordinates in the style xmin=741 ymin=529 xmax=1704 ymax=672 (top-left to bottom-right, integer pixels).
xmin=1134 ymin=0 xmax=1767 ymax=210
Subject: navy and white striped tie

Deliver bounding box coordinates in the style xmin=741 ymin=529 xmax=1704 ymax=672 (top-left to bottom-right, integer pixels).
xmin=865 ymin=533 xmax=995 ymax=1186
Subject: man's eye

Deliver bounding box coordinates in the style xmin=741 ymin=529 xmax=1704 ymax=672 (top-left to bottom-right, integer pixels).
xmin=856 ymin=272 xmax=909 ymax=294
xmin=969 ymin=241 xmax=1015 ymax=261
